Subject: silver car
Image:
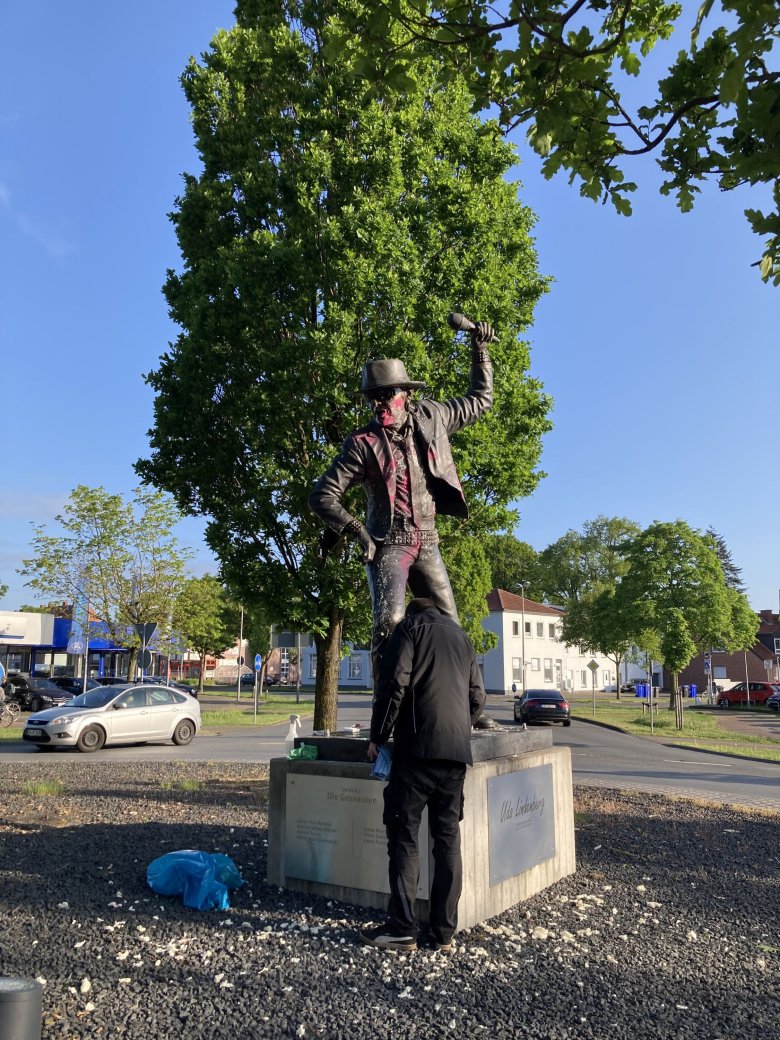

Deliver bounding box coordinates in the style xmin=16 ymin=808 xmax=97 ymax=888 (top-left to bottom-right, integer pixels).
xmin=22 ymin=683 xmax=201 ymax=753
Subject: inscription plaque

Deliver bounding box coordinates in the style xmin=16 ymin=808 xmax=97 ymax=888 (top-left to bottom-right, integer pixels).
xmin=285 ymin=774 xmax=428 ymax=894
xmin=487 ymin=765 xmax=555 ymax=885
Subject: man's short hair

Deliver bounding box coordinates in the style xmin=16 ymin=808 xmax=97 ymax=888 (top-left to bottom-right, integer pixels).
xmin=405 ymin=597 xmax=438 ymax=616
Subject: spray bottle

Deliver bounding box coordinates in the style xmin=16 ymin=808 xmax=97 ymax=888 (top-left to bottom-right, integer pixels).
xmin=285 ymin=714 xmax=302 ymax=754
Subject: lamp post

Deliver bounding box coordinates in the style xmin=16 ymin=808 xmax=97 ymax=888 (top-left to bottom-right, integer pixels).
xmin=519 ymin=583 xmax=526 ymax=695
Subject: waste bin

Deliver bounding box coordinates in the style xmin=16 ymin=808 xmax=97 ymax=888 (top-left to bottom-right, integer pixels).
xmin=689 ymin=683 xmax=697 ymax=699
xmin=682 ymin=685 xmax=690 ymax=698
xmin=634 ymin=683 xmax=648 ymax=698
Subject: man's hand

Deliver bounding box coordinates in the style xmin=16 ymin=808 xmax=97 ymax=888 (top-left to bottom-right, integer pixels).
xmin=471 ymin=321 xmax=495 ymax=345
xmin=347 ymin=521 xmax=377 ymax=563
xmin=367 ymin=741 xmax=379 ymax=762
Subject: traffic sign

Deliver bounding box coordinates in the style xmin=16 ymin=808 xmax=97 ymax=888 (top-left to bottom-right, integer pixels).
xmin=587 ymin=659 xmax=599 ymax=672
xmin=237 ymin=655 xmax=244 ymax=667
xmin=254 ymin=654 xmax=262 ymax=672
xmin=139 ymin=649 xmax=153 ymax=670
xmin=135 ymin=622 xmax=158 ymax=645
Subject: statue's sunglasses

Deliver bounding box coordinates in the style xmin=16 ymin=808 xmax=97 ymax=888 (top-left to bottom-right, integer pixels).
xmin=364 ymin=387 xmax=407 ymax=404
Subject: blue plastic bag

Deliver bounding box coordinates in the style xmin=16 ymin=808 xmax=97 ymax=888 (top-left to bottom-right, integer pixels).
xmin=370 ymin=744 xmax=392 ymax=781
xmin=146 ymin=850 xmax=245 ymax=911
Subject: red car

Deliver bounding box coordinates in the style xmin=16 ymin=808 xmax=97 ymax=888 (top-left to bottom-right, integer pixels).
xmin=717 ymin=681 xmax=780 ymax=708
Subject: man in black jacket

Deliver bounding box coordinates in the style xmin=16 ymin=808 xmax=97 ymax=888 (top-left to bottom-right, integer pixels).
xmin=361 ymin=598 xmax=485 ymax=952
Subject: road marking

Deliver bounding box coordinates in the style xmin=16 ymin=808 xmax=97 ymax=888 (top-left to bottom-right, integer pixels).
xmin=661 ymin=758 xmax=736 ymax=767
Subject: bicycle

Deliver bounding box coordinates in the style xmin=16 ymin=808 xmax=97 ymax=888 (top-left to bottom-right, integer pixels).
xmin=0 ymin=702 xmax=17 ymax=728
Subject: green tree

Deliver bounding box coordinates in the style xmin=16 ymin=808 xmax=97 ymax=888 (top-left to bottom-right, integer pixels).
xmin=542 ymin=515 xmax=641 ymax=697
xmin=486 ymin=533 xmax=542 ymax=600
xmin=175 ymin=575 xmax=237 ymax=695
xmin=135 ymin=0 xmax=551 ymax=731
xmin=19 ymin=602 xmax=72 ymax=618
xmin=340 ymin=0 xmax=780 ymax=283
xmin=241 ymin=600 xmax=275 ymax=694
xmin=612 ymin=519 xmax=758 ymax=726
xmin=441 ymin=537 xmax=498 ymax=655
xmin=0 ymin=583 xmax=8 ymax=602
xmin=20 ymin=486 xmax=193 ymax=679
xmin=705 ymin=526 xmax=746 ymax=592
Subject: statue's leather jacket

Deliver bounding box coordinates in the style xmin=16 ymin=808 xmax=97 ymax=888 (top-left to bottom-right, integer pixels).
xmin=309 ymin=357 xmax=492 ymax=541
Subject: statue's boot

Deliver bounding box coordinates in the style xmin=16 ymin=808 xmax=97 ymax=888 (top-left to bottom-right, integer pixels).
xmin=473 ymin=713 xmax=500 ymax=730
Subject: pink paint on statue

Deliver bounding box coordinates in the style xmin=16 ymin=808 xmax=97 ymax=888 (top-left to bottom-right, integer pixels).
xmin=373 ymin=391 xmax=408 ymax=431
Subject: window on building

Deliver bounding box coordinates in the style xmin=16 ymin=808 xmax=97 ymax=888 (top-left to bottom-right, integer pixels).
xmin=349 ymin=655 xmax=363 ymax=679
xmin=549 ymin=623 xmax=557 ymax=639
xmin=309 ymin=655 xmax=317 ymax=679
xmin=543 ymin=658 xmax=553 ymax=682
xmin=280 ymin=648 xmax=290 ymax=681
xmin=525 ymin=621 xmax=531 ymax=636
xmin=512 ymin=621 xmax=519 ymax=636
xmin=775 ymin=637 xmax=780 ymax=653
xmin=511 ymin=657 xmax=522 ymax=681
xmin=536 ymin=622 xmax=544 ymax=637
xmin=531 ymin=658 xmax=540 ymax=671
xmin=581 ymin=670 xmax=588 ymax=687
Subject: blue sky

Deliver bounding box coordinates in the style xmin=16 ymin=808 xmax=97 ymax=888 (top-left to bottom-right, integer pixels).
xmin=1 ymin=2 xmax=778 ymax=613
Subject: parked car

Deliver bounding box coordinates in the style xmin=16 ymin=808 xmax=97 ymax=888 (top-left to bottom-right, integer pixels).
xmin=620 ymin=680 xmax=638 ymax=692
xmin=5 ymin=672 xmax=73 ymax=713
xmin=49 ymin=676 xmax=102 ymax=697
xmin=240 ymin=672 xmax=274 ymax=688
xmin=767 ymin=689 xmax=780 ymax=712
xmin=139 ymin=676 xmax=198 ymax=699
xmin=514 ymin=689 xmax=571 ymax=726
xmin=716 ymin=681 xmax=780 ymax=708
xmin=22 ymin=682 xmax=201 ymax=753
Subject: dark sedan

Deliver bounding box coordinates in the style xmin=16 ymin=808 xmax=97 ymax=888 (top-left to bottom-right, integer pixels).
xmin=49 ymin=676 xmax=102 ymax=697
xmin=140 ymin=676 xmax=198 ymax=699
xmin=514 ymin=689 xmax=571 ymax=726
xmin=5 ymin=673 xmax=73 ymax=713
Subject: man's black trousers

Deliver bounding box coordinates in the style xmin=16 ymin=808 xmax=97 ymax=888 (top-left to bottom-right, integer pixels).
xmin=383 ymin=754 xmax=466 ymax=945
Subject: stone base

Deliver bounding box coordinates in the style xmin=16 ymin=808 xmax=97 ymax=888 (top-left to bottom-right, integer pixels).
xmin=268 ymin=737 xmax=575 ymax=932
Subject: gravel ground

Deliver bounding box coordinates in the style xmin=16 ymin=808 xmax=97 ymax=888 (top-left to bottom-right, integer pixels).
xmin=0 ymin=761 xmax=778 ymax=1040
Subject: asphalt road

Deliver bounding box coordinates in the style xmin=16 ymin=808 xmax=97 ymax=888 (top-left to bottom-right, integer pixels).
xmin=2 ymin=693 xmax=779 ymax=810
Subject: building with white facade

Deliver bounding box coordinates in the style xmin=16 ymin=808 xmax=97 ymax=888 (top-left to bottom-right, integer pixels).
xmin=480 ymin=590 xmax=617 ymax=695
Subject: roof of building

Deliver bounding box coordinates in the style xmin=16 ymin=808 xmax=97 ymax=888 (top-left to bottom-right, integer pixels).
xmin=486 ymin=590 xmax=565 ymax=616
xmin=757 ymin=609 xmax=780 ymax=634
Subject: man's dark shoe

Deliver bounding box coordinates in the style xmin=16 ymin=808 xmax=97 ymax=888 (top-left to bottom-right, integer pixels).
xmin=360 ymin=925 xmax=417 ymax=951
xmin=473 ymin=713 xmax=500 ymax=730
xmin=433 ymin=939 xmax=454 ymax=952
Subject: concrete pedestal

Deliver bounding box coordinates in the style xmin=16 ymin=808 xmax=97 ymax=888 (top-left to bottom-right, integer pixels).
xmin=267 ymin=730 xmax=575 ymax=932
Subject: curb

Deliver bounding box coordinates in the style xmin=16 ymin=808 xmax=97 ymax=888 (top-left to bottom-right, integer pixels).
xmin=572 ymin=714 xmax=780 ymax=766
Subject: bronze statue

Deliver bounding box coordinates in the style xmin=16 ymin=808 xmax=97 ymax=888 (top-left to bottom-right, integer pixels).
xmin=309 ymin=314 xmax=495 ymax=704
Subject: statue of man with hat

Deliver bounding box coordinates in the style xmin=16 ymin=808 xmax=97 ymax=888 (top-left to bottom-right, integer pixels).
xmin=309 ymin=317 xmax=496 ymax=706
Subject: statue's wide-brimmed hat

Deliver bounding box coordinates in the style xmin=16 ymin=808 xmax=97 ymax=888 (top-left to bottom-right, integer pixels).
xmin=355 ymin=358 xmax=425 ymax=395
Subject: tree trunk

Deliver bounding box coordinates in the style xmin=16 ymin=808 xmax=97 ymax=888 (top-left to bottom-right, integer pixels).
xmin=612 ymin=653 xmax=622 ymax=701
xmin=313 ymin=607 xmax=343 ymax=732
xmin=126 ymin=649 xmax=138 ymax=681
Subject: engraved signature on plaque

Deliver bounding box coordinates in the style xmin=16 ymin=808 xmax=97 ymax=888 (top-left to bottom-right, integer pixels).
xmin=487 ymin=765 xmax=555 ymax=885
